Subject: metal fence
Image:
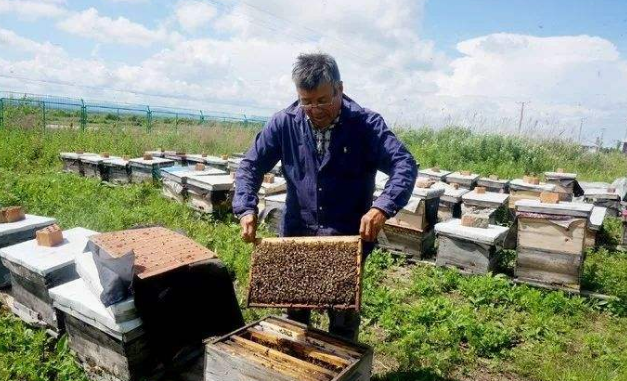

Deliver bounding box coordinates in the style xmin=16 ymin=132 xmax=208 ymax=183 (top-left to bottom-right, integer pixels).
xmin=0 ymin=91 xmax=270 ymax=132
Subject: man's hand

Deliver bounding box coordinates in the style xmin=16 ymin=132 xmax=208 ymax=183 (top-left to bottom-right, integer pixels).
xmin=240 ymin=214 xmax=258 ymax=243
xmin=359 ymin=208 xmax=387 ymax=242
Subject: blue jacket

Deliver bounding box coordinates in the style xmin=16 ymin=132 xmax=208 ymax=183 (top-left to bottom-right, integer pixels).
xmin=233 ymin=95 xmax=418 ymax=237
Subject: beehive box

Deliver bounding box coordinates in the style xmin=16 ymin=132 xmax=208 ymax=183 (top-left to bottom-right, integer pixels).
xmin=128 ymin=157 xmax=175 ymax=183
xmin=205 ymin=315 xmax=373 ymax=381
xmin=476 ymin=176 xmax=510 ymax=193
xmin=248 ymin=236 xmax=362 ymax=310
xmin=81 ymin=154 xmax=121 ymax=180
xmin=582 ymin=186 xmax=622 ymax=217
xmin=508 ymin=179 xmax=557 ymax=208
xmin=50 ymin=278 xmax=150 ymax=381
xmin=227 ymin=157 xmax=244 ymax=173
xmin=462 ymin=189 xmax=510 ymax=224
xmin=190 ymin=155 xmax=229 ymax=171
xmin=102 ymin=158 xmax=131 ymax=184
xmin=260 ymin=193 xmax=286 ymax=236
xmin=164 ymin=151 xmax=189 ymax=166
xmin=431 ymin=181 xmax=470 ymax=221
xmin=0 ymin=227 xmax=97 ymax=330
xmin=161 ymin=166 xmax=227 ymax=203
xmin=260 ymin=175 xmax=288 ymax=196
xmin=380 ymin=186 xmax=443 ymax=232
xmin=377 ymin=220 xmax=436 ymax=260
xmin=185 ymin=174 xmax=234 ymax=214
xmin=434 ymin=219 xmax=509 ymax=274
xmin=144 ymin=149 xmax=165 ymax=158
xmin=445 ymin=171 xmax=480 ymax=190
xmin=544 ymin=171 xmax=583 ymax=201
xmin=59 ymin=152 xmax=98 ymax=175
xmin=0 ymin=214 xmax=57 ymax=288
xmin=585 ymin=206 xmax=607 ymax=249
xmin=515 ymin=200 xmax=593 ymax=291
xmin=418 ymin=167 xmax=451 ymax=182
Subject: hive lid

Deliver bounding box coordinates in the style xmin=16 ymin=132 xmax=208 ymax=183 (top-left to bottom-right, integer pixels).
xmin=477 ymin=177 xmax=510 ymax=186
xmin=81 ymin=154 xmax=121 ymax=164
xmin=418 ymin=167 xmax=452 ymax=179
xmin=545 ymin=171 xmax=577 ymax=180
xmin=583 ymin=187 xmax=621 ymax=200
xmin=431 ymin=181 xmax=470 ymax=201
xmin=128 ymin=157 xmax=174 ymax=166
xmin=515 ymin=199 xmax=593 ymax=217
xmin=462 ymin=190 xmax=509 ymax=206
xmin=186 ymin=174 xmax=234 ymax=191
xmin=0 ymin=227 xmax=97 ymax=276
xmin=589 ymin=206 xmax=607 ymax=231
xmin=509 ymin=178 xmax=557 ymax=192
xmin=161 ymin=166 xmax=226 ymax=182
xmin=201 ymin=155 xmax=228 ymax=165
xmin=59 ymin=152 xmax=98 ymax=159
xmin=446 ymin=171 xmax=480 ymax=182
xmin=102 ymin=158 xmax=129 ymax=166
xmin=50 ymin=279 xmax=141 ymax=341
xmin=0 ymin=214 xmax=57 ymax=236
xmin=411 ymin=186 xmax=445 ymax=200
xmin=434 ymin=219 xmax=509 ymax=245
xmin=145 ymin=150 xmax=165 ymax=157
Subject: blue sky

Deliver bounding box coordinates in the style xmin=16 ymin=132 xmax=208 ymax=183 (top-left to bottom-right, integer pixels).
xmin=0 ymin=0 xmax=626 ymax=144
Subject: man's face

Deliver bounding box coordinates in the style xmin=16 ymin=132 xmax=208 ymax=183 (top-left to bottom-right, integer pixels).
xmin=297 ymin=82 xmax=343 ymax=129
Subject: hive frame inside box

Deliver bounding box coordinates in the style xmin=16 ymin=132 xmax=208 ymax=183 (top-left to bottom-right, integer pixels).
xmin=0 ymin=214 xmax=57 ymax=288
xmin=434 ymin=219 xmax=509 ymax=274
xmin=205 ymin=315 xmax=373 ymax=381
xmin=514 ymin=200 xmax=593 ymax=292
xmin=128 ymin=158 xmax=174 ymax=183
xmin=185 ymin=175 xmax=234 ymax=214
xmin=102 ymin=159 xmax=131 ymax=184
xmin=0 ymin=227 xmax=97 ymax=331
xmin=247 ymin=236 xmax=362 ymax=310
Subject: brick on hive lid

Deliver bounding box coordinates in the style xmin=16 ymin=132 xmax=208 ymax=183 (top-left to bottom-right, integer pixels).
xmin=221 ymin=154 xmax=229 ymax=160
xmin=176 ymin=151 xmax=186 ymax=156
xmin=0 ymin=206 xmax=26 ymax=223
xmin=201 ymin=152 xmax=207 ymax=158
xmin=101 ymin=152 xmax=110 ymax=158
xmin=475 ymin=186 xmax=486 ymax=194
xmin=195 ymin=163 xmax=206 ymax=171
xmin=159 ymin=148 xmax=164 ymax=152
xmin=557 ymin=168 xmax=565 ymax=173
xmin=432 ymin=165 xmax=440 ymax=173
xmin=76 ymin=150 xmax=84 ymax=154
xmin=460 ymin=170 xmax=471 ymax=176
xmin=489 ymin=174 xmax=499 ymax=180
xmin=461 ymin=212 xmax=490 ymax=229
xmin=540 ymin=191 xmax=560 ymax=204
xmin=36 ymin=224 xmax=64 ymax=247
xmin=143 ymin=152 xmax=153 ymax=160
xmin=263 ymin=173 xmax=275 ymax=184
xmin=452 ymin=183 xmax=460 ymax=190
xmin=415 ymin=178 xmax=434 ymax=189
xmin=122 ymin=155 xmax=130 ymax=161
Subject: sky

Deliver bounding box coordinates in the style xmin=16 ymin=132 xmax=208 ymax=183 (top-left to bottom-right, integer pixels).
xmin=0 ymin=0 xmax=626 ymax=145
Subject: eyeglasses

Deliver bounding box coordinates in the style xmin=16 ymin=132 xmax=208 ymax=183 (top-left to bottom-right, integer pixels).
xmin=298 ymin=93 xmax=338 ymax=111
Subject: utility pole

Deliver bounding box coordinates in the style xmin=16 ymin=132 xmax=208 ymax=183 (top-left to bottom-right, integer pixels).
xmin=578 ymin=118 xmax=584 ymax=143
xmin=517 ymin=102 xmax=526 ymax=134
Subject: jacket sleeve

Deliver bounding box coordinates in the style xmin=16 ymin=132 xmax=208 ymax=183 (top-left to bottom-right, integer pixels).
xmin=232 ymin=117 xmax=282 ymax=218
xmin=368 ymin=113 xmax=418 ymax=217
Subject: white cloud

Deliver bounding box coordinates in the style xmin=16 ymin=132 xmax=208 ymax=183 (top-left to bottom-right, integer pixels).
xmin=0 ymin=0 xmax=67 ymax=20
xmin=56 ymin=8 xmax=173 ymax=46
xmin=0 ymin=28 xmax=64 ymax=56
xmin=175 ymin=0 xmax=217 ymax=32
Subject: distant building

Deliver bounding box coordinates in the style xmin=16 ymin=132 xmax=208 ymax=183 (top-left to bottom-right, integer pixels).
xmin=581 ymin=142 xmax=599 ymax=153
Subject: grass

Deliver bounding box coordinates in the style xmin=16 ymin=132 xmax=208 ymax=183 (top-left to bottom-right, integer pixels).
xmin=0 ymin=126 xmax=626 ymax=381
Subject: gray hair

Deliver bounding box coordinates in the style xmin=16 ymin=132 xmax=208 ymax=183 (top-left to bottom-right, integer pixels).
xmin=292 ymin=53 xmax=341 ymax=91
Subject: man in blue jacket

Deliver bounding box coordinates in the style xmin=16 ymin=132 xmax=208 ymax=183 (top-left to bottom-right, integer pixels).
xmin=233 ymin=53 xmax=417 ymax=340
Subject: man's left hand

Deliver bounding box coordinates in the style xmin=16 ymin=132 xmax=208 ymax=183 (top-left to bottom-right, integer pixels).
xmin=359 ymin=208 xmax=387 ymax=242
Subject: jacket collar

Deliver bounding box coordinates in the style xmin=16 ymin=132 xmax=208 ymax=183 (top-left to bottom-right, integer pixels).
xmin=285 ymin=94 xmax=363 ymax=124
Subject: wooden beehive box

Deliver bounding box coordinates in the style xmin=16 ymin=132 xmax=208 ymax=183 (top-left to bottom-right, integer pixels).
xmin=0 ymin=214 xmax=57 ymax=288
xmin=544 ymin=171 xmax=582 ymax=201
xmin=160 ymin=166 xmax=227 ymax=204
xmin=205 ymin=315 xmax=373 ymax=381
xmin=128 ymin=157 xmax=175 ymax=183
xmin=462 ymin=189 xmax=510 ymax=224
xmin=259 ymin=193 xmax=287 ymax=236
xmin=102 ymin=158 xmax=131 ymax=184
xmin=50 ymin=278 xmax=150 ymax=381
xmin=81 ymin=154 xmax=121 ymax=180
xmin=418 ymin=167 xmax=451 ymax=182
xmin=434 ymin=219 xmax=509 ymax=274
xmin=377 ymin=220 xmax=436 ymax=260
xmin=163 ymin=151 xmax=189 ymax=166
xmin=431 ymin=181 xmax=470 ymax=221
xmin=476 ymin=176 xmax=510 ymax=193
xmin=508 ymin=179 xmax=557 ymax=208
xmin=514 ymin=200 xmax=593 ymax=291
xmin=59 ymin=152 xmax=98 ymax=175
xmin=581 ymin=185 xmax=622 ymax=217
xmin=248 ymin=236 xmax=362 ymax=310
xmin=185 ymin=174 xmax=234 ymax=214
xmin=227 ymin=157 xmax=244 ymax=173
xmin=0 ymin=227 xmax=97 ymax=330
xmin=445 ymin=171 xmax=479 ymax=190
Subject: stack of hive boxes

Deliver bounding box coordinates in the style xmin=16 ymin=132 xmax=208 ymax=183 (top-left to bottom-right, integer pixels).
xmin=160 ymin=164 xmax=227 ymax=204
xmin=544 ymin=169 xmax=583 ymax=201
xmin=128 ymin=153 xmax=175 ymax=183
xmin=431 ymin=181 xmax=470 ymax=221
xmin=461 ymin=187 xmax=510 ymax=225
xmin=59 ymin=152 xmax=97 ymax=175
xmin=445 ymin=170 xmax=480 ymax=190
xmin=508 ymin=176 xmax=557 ymax=208
xmin=102 ymin=157 xmax=132 ymax=184
xmin=80 ymin=152 xmax=121 ymax=180
xmin=514 ymin=198 xmax=593 ymax=292
xmin=476 ymin=174 xmax=510 ymax=193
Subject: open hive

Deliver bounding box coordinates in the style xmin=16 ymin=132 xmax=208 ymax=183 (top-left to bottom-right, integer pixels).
xmin=87 ymin=227 xmax=217 ymax=280
xmin=247 ymin=236 xmax=362 ymax=310
xmin=128 ymin=157 xmax=175 ymax=183
xmin=0 ymin=227 xmax=97 ymax=331
xmin=0 ymin=213 xmax=57 ymax=288
xmin=514 ymin=199 xmax=593 ymax=291
xmin=205 ymin=315 xmax=373 ymax=381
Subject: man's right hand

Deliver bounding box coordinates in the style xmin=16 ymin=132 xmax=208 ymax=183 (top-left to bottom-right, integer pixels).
xmin=240 ymin=213 xmax=258 ymax=243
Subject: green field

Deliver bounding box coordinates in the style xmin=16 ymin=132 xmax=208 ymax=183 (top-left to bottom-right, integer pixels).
xmin=0 ymin=126 xmax=626 ymax=381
